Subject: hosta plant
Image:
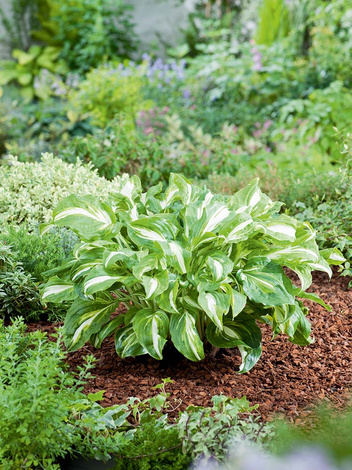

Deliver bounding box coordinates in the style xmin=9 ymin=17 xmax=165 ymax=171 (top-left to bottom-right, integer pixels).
xmin=41 ymin=174 xmax=344 ymax=372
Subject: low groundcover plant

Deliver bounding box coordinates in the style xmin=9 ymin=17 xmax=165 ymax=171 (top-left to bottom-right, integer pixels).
xmin=41 ymin=174 xmax=344 ymax=372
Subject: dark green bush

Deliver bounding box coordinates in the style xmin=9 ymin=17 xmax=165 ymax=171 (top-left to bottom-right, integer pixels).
xmin=112 ymin=421 xmax=191 ymax=470
xmin=0 ymin=226 xmax=77 ymax=282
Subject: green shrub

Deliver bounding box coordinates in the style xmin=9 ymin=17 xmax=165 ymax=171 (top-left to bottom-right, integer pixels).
xmin=0 ymin=318 xmax=135 ymax=469
xmin=0 ymin=45 xmax=67 ymax=101
xmin=0 ymin=242 xmax=43 ymax=321
xmin=42 ymin=174 xmax=342 ymax=372
xmin=201 ymin=166 xmax=346 ymax=212
xmin=112 ymin=421 xmax=190 ymax=470
xmin=0 ymin=153 xmax=125 ymax=229
xmin=69 ymin=62 xmax=148 ymax=127
xmin=178 ymin=395 xmax=274 ymax=465
xmin=0 ymin=226 xmax=77 ymax=282
xmin=33 ymin=0 xmax=138 ymax=72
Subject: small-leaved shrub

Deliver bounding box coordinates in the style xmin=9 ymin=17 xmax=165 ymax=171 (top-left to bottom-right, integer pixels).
xmin=0 ymin=319 xmax=134 ymax=469
xmin=0 ymin=153 xmax=125 ymax=229
xmin=41 ymin=174 xmax=343 ymax=372
xmin=0 ymin=242 xmax=42 ymax=321
xmin=69 ymin=62 xmax=148 ymax=128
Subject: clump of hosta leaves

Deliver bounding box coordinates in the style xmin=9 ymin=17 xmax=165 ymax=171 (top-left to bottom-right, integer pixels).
xmin=41 ymin=174 xmax=344 ymax=372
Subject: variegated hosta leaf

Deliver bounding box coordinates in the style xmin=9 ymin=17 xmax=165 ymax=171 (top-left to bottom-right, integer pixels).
xmin=103 ymin=248 xmax=141 ymax=270
xmin=49 ymin=195 xmax=119 ymax=241
xmin=237 ymin=258 xmax=295 ymax=306
xmin=319 ymin=248 xmax=345 ymax=265
xmin=288 ymin=304 xmax=313 ymax=346
xmin=158 ymin=240 xmax=191 ymax=275
xmin=206 ymin=313 xmax=262 ymax=373
xmin=308 ymin=256 xmax=332 ymax=277
xmin=278 ymin=302 xmax=313 ymax=346
xmin=142 ymin=270 xmax=169 ymax=300
xmin=157 ymin=279 xmax=179 ymax=313
xmin=170 ymin=311 xmax=205 ymax=361
xmin=127 ymin=214 xmax=180 ymax=249
xmin=83 ymin=266 xmax=137 ymax=295
xmin=132 ymin=254 xmax=165 ymax=280
xmin=218 ymin=212 xmax=255 ymax=244
xmin=198 ymin=287 xmax=231 ymax=330
xmin=133 ymin=308 xmax=169 ymax=359
xmin=260 ymin=214 xmax=297 ymax=242
xmin=292 ymin=286 xmax=331 ymax=311
xmin=90 ymin=314 xmax=125 ymax=348
xmin=162 ymin=173 xmax=202 ymax=208
xmin=220 ymin=283 xmax=247 ymax=318
xmin=115 ymin=325 xmax=147 ymax=358
xmin=111 ymin=174 xmax=142 ymax=210
xmin=205 ymin=252 xmax=234 ymax=282
xmin=41 ymin=277 xmax=76 ymax=303
xmin=71 ymin=260 xmax=102 ymax=282
xmin=229 ymin=179 xmax=278 ymax=218
xmin=64 ymin=295 xmax=119 ymax=351
xmin=185 ymin=199 xmax=231 ymax=239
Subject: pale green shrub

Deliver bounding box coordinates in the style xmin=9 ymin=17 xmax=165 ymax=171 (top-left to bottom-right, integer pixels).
xmin=0 ymin=153 xmax=124 ymax=230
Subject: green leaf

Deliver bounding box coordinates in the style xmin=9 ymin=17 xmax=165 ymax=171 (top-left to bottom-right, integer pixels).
xmin=17 ymin=72 xmax=32 ymax=86
xmin=64 ymin=295 xmax=119 ymax=351
xmin=170 ymin=311 xmax=204 ymax=361
xmin=83 ymin=266 xmax=136 ymax=295
xmin=157 ymin=279 xmax=179 ymax=313
xmin=52 ymin=195 xmax=118 ymax=241
xmin=237 ymin=258 xmax=295 ymax=306
xmin=320 ymin=248 xmax=345 ymax=265
xmin=115 ymin=325 xmax=147 ymax=358
xmin=260 ymin=214 xmax=297 ymax=242
xmin=133 ymin=308 xmax=169 ymax=359
xmin=142 ymin=270 xmax=169 ymax=300
xmin=41 ymin=276 xmax=76 ymax=303
xmin=103 ymin=248 xmax=140 ymax=270
xmin=205 ymin=252 xmax=233 ymax=282
xmin=90 ymin=315 xmax=125 ymax=348
xmin=220 ymin=283 xmax=247 ymax=318
xmin=293 ymin=287 xmax=331 ymax=311
xmin=128 ymin=214 xmax=179 ymax=249
xmin=198 ymin=288 xmax=231 ymax=330
xmin=206 ymin=313 xmax=262 ymax=373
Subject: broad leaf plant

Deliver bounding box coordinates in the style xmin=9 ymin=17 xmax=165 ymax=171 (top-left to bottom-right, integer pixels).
xmin=41 ymin=175 xmax=344 ymax=372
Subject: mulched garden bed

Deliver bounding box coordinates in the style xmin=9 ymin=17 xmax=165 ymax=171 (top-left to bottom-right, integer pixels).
xmin=28 ymin=269 xmax=352 ymax=423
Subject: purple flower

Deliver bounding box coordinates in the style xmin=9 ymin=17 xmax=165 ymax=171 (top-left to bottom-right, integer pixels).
xmin=183 ymin=89 xmax=192 ymax=100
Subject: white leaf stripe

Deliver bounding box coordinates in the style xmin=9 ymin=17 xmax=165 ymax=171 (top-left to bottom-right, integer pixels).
xmin=72 ymin=264 xmax=97 ymax=281
xmin=267 ymin=224 xmax=296 ymax=238
xmin=169 ymin=242 xmax=187 ymax=273
xmin=84 ymin=275 xmax=121 ymax=293
xmin=224 ymin=219 xmax=252 ymax=241
xmin=42 ymin=284 xmax=72 ymax=299
xmin=152 ymin=318 xmax=161 ymax=358
xmin=132 ymin=227 xmax=166 ymax=242
xmin=202 ymin=206 xmax=230 ymax=234
xmin=267 ymin=246 xmax=319 ymax=261
xmin=54 ymin=207 xmax=113 ymax=226
xmin=249 ymin=189 xmax=261 ymax=207
xmin=204 ymin=293 xmax=222 ymax=329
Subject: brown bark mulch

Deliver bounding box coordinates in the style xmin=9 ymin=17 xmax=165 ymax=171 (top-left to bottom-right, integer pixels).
xmin=28 ymin=269 xmax=352 ymax=423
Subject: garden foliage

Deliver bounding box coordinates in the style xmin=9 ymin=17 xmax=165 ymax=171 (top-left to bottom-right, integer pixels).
xmin=41 ymin=174 xmax=343 ymax=371
xmin=0 ymin=153 xmax=124 ymax=229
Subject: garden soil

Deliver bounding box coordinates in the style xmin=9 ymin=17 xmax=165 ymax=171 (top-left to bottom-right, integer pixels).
xmin=29 ymin=269 xmax=352 ymax=423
